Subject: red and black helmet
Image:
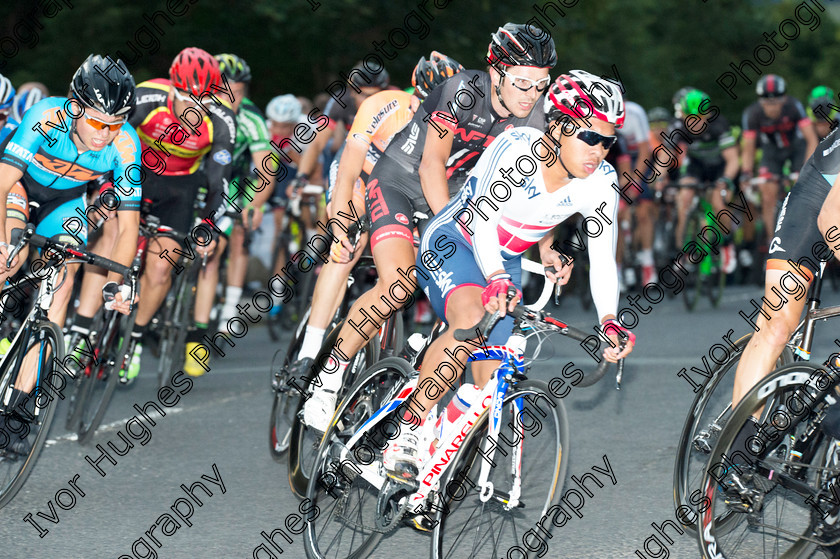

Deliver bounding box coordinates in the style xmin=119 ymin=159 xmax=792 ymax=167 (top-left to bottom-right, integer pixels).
xmin=545 ymin=70 xmax=625 ymax=128
xmin=486 ymin=22 xmax=557 ymax=69
xmin=412 ymin=51 xmax=464 ymax=99
xmin=169 ymin=47 xmax=221 ymax=96
xmin=756 ymin=74 xmax=786 ymax=99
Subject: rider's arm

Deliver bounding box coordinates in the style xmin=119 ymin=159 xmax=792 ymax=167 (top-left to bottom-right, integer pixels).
xmin=331 ymin=136 xmax=367 ymax=232
xmin=818 ymin=173 xmax=840 ymax=253
xmin=740 ymin=109 xmax=758 ymax=175
xmin=296 ymin=122 xmax=333 ymax=180
xmin=586 ymin=183 xmax=620 ymax=324
xmin=800 ymin=120 xmax=819 ymax=162
xmin=0 ymin=163 xmax=23 ymax=247
xmin=247 ymin=149 xmax=276 ymax=209
xmin=721 ymin=145 xmax=740 ymax=181
xmin=418 ymin=128 xmax=455 ymax=216
xmin=203 ymin=103 xmax=237 ymax=223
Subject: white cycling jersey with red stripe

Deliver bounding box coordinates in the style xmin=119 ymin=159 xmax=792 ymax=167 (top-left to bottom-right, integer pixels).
xmin=428 ymin=126 xmax=621 ymax=320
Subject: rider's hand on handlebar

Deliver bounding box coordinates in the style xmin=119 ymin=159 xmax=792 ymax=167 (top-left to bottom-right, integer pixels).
xmin=329 ymin=233 xmax=356 ymax=264
xmin=244 ymin=206 xmax=263 ymax=231
xmin=197 ymin=238 xmax=217 ymax=258
xmin=0 ymin=243 xmax=17 ymax=273
xmin=481 ymin=274 xmax=521 ymax=317
xmin=541 ymin=250 xmax=573 ymax=286
xmin=103 ymin=282 xmax=138 ymax=316
xmin=601 ymin=318 xmax=635 ymax=363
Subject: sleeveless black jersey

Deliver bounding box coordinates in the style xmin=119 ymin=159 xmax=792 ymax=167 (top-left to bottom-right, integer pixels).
xmin=672 ymin=116 xmax=736 ymax=165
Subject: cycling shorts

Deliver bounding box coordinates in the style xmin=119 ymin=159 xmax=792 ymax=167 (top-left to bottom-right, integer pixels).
xmin=141 ymin=171 xmax=206 ymax=234
xmin=417 ymin=220 xmax=521 ymax=347
xmin=759 ymin=141 xmax=806 ymax=179
xmin=7 ymin=181 xmax=87 ymax=246
xmin=680 ymin=159 xmax=726 ymax=184
xmin=766 ymin=163 xmax=831 ymax=282
xmin=365 ymin=176 xmax=429 ymax=250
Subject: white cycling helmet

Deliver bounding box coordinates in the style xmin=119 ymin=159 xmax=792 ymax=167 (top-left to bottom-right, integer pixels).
xmin=266 ymin=94 xmax=302 ymax=124
xmin=545 ymin=70 xmax=625 ymax=128
xmin=12 ymin=87 xmax=45 ymax=123
xmin=0 ymin=74 xmax=14 ymax=112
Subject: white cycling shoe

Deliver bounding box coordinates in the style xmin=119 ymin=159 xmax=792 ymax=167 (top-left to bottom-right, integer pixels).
xmin=383 ymin=425 xmax=426 ymax=482
xmin=302 ymin=388 xmax=337 ymax=433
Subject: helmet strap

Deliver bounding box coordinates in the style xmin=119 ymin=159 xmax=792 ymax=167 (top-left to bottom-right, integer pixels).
xmin=493 ymin=73 xmax=513 ymax=118
xmin=554 ymin=144 xmax=577 ymax=180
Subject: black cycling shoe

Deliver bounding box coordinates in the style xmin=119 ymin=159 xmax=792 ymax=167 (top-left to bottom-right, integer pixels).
xmin=0 ymin=414 xmax=34 ymax=460
xmin=286 ymin=357 xmax=315 ymax=385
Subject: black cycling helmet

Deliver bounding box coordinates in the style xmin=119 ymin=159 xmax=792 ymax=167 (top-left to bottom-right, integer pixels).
xmin=348 ymin=61 xmax=389 ymax=90
xmin=70 ymin=54 xmax=136 ymax=116
xmin=215 ymin=53 xmax=252 ymax=83
xmin=412 ymin=51 xmax=465 ymax=99
xmin=486 ymin=23 xmax=557 ymax=69
xmin=671 ymin=86 xmax=695 ymax=119
xmin=757 ymin=74 xmax=786 ymax=98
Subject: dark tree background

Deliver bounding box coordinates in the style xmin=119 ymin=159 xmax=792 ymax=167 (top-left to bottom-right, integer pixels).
xmin=1 ymin=0 xmax=838 ymax=123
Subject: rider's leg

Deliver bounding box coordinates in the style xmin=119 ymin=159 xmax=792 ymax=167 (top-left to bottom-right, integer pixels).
xmin=70 ymin=212 xmax=119 ymax=344
xmin=134 ymin=236 xmax=180 ymax=328
xmin=184 ymin=235 xmax=227 ymax=376
xmin=674 ymin=181 xmax=696 ymax=248
xmin=731 ymin=265 xmax=810 ymax=406
xmin=635 ymin=200 xmax=657 ymax=284
xmin=219 ymin=224 xmax=247 ymax=323
xmin=758 ymin=179 xmax=780 ymax=245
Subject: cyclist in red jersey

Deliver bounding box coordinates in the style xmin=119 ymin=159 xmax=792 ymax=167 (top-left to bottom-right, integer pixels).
xmin=112 ymin=47 xmax=235 ymax=381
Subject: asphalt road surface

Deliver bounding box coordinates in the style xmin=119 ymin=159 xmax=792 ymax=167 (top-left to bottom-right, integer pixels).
xmin=2 ymin=284 xmax=839 ymax=559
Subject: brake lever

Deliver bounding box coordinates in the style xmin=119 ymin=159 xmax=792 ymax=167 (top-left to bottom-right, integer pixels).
xmin=615 ymin=333 xmax=629 ymax=390
xmin=7 ymin=226 xmax=33 ymax=269
xmin=550 ymin=251 xmax=574 ymax=305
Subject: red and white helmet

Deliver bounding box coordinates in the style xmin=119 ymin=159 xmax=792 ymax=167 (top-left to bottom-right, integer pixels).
xmin=545 ymin=70 xmax=625 ymax=128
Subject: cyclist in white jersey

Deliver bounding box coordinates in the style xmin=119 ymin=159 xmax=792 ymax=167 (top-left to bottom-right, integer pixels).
xmin=382 ymin=70 xmax=637 ymax=480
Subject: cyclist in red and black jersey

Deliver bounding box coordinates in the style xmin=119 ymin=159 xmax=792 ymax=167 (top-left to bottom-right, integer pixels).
xmin=301 ymin=23 xmax=557 ymax=431
xmin=741 ymin=74 xmax=818 ymax=248
xmin=95 ymin=47 xmax=236 ymax=381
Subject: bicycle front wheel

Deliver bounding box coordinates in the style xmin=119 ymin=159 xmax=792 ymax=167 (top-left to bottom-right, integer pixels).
xmin=0 ymin=321 xmax=63 ymax=509
xmin=432 ymin=379 xmax=568 ymax=559
xmin=697 ymin=363 xmax=840 ymax=558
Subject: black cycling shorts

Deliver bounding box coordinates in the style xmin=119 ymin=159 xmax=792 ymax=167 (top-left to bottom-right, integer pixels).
xmin=141 ymin=170 xmax=207 ymax=234
xmin=767 ymin=163 xmax=832 ymax=281
xmin=759 ymin=141 xmax=806 ymax=179
xmin=681 ymin=158 xmax=725 ymax=184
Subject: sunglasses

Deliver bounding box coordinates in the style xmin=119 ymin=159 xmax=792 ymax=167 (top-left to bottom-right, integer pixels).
xmin=173 ymin=87 xmax=213 ymax=105
xmin=84 ymin=114 xmax=126 ymax=132
xmin=576 ymin=129 xmax=617 ymax=150
xmin=501 ymin=70 xmax=551 ymax=93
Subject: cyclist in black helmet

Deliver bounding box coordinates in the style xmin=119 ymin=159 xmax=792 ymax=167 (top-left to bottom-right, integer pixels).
xmin=299 ymin=22 xmax=557 ymax=433
xmin=0 ymin=55 xmax=140 ymax=450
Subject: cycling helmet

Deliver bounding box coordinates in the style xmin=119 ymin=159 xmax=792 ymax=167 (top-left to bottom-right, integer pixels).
xmin=412 ymin=51 xmax=465 ymax=99
xmin=808 ymin=85 xmax=837 ymax=120
xmin=0 ymin=74 xmax=14 ymax=112
xmin=680 ymin=89 xmax=711 ymax=117
xmin=545 ymin=70 xmax=625 ymax=128
xmin=647 ymin=106 xmax=671 ymax=124
xmin=757 ymin=74 xmax=786 ymax=98
xmin=672 ymin=86 xmax=695 ymax=119
xmin=215 ymin=53 xmax=251 ymax=83
xmin=70 ymin=54 xmax=136 ymax=116
xmin=169 ymin=47 xmax=221 ymax=96
xmin=11 ymin=88 xmax=43 ymax=122
xmin=348 ymin=61 xmax=389 ymax=90
xmin=486 ymin=22 xmax=557 ymax=69
xmin=266 ymin=94 xmax=302 ymax=123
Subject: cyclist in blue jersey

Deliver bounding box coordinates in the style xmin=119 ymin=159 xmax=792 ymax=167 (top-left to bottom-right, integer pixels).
xmin=0 ymin=75 xmax=17 ymax=143
xmin=0 ymin=55 xmax=140 ymax=434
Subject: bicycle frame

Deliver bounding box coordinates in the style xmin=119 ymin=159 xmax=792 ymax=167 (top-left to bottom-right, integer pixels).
xmin=330 ymin=338 xmax=528 ymax=516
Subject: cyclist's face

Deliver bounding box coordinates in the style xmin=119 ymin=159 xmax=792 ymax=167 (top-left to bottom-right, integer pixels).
xmin=759 ymin=96 xmax=785 ymax=119
xmin=494 ymin=65 xmax=549 ymax=119
xmin=75 ymin=107 xmax=124 ymax=151
xmin=270 ymin=121 xmax=295 ymax=141
xmin=551 ymin=118 xmax=615 ymax=178
xmin=230 ymin=81 xmax=246 ymax=113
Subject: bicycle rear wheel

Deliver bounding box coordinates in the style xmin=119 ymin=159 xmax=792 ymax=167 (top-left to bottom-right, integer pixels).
xmin=158 ymin=275 xmax=192 ymax=389
xmin=303 ymin=357 xmax=415 ymax=559
xmin=683 ymin=210 xmax=703 ymax=311
xmin=0 ymin=321 xmax=63 ymax=509
xmin=697 ymin=363 xmax=840 ymax=558
xmin=432 ymin=379 xmax=568 ymax=559
xmin=269 ymin=307 xmax=311 ymax=459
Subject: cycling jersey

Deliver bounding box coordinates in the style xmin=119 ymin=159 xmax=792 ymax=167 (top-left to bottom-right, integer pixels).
xmin=742 ymin=97 xmax=810 ymax=149
xmin=323 ymin=96 xmax=360 ymax=131
xmin=365 ymin=70 xmax=546 ymax=248
xmin=0 ymin=116 xmax=18 ymax=143
xmin=418 ymin=127 xmax=620 ymax=344
xmin=618 ymin=101 xmax=650 ymax=157
xmin=1 ymin=97 xmax=142 ymax=243
xmin=130 ymin=79 xmax=236 ymax=221
xmin=768 ymin=126 xmax=840 ymax=280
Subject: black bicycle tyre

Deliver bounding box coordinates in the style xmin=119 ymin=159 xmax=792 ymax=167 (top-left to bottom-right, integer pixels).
xmin=303 ymin=356 xmax=416 ymax=559
xmin=269 ymin=307 xmax=312 ymax=460
xmin=0 ymin=321 xmax=63 ymax=509
xmin=76 ymin=310 xmax=135 ymax=444
xmin=432 ymin=379 xmax=568 ymax=559
xmin=158 ymin=275 xmax=192 ymax=389
xmin=696 ymin=362 xmax=836 ymax=558
xmin=682 ymin=210 xmax=703 ymax=311
xmin=673 ymin=332 xmax=794 ymax=530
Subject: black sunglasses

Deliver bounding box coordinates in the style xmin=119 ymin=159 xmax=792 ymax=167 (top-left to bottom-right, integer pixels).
xmin=576 ymin=129 xmax=617 ymax=150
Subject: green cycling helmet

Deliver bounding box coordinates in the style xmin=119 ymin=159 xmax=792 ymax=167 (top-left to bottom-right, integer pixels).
xmin=680 ymin=89 xmax=711 ymax=117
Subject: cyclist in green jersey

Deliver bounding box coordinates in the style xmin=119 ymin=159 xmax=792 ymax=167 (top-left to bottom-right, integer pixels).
xmin=183 ymin=53 xmax=276 ymax=375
